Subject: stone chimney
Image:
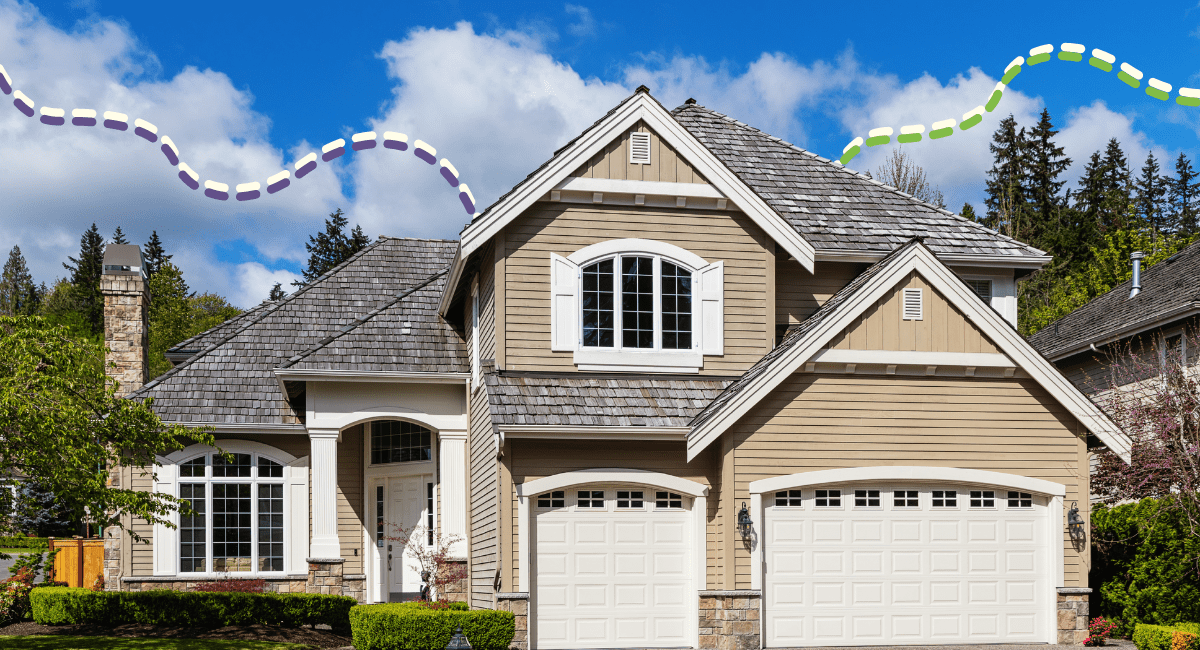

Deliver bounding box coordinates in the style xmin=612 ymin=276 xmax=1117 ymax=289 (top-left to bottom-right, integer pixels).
xmin=101 ymin=244 xmax=149 ymax=397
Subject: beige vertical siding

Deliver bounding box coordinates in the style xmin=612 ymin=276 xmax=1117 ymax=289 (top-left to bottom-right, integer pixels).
xmin=570 ymin=121 xmax=708 ymax=184
xmin=725 ymin=374 xmax=1090 ymax=589
xmin=469 ymin=244 xmax=500 ymax=609
xmin=503 ymin=205 xmax=771 ymax=375
xmin=826 ymin=272 xmax=1000 ymax=353
xmin=775 ymin=259 xmax=867 ymax=334
xmin=338 ymin=426 xmax=364 ymax=573
xmin=507 ymin=440 xmax=721 ymax=592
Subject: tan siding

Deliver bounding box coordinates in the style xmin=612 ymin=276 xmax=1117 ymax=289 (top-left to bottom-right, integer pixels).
xmin=776 ymin=259 xmax=867 ymax=335
xmin=503 ymin=205 xmax=771 ymax=375
xmin=725 ymin=374 xmax=1090 ymax=589
xmin=469 ymin=244 xmax=499 ymax=608
xmin=571 ymin=121 xmax=707 ymax=184
xmin=826 ymin=272 xmax=1000 ymax=354
xmin=338 ymin=426 xmax=364 ymax=573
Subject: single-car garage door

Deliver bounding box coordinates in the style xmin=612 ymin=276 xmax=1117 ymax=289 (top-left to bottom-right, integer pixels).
xmin=534 ymin=486 xmax=693 ymax=649
xmin=765 ymin=484 xmax=1049 ymax=647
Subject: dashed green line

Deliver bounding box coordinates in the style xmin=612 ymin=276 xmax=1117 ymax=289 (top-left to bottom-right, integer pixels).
xmin=1058 ymin=51 xmax=1083 ymax=62
xmin=1028 ymin=53 xmax=1051 ymax=65
xmin=1118 ymin=71 xmax=1140 ymax=88
xmin=1089 ymin=57 xmax=1113 ymax=72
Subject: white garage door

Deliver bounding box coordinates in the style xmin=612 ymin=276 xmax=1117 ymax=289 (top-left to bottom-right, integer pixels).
xmin=765 ymin=485 xmax=1048 ymax=647
xmin=535 ymin=486 xmax=693 ymax=649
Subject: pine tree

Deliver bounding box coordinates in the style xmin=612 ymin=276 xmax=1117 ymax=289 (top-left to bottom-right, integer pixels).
xmin=1099 ymin=139 xmax=1132 ymax=231
xmin=0 ymin=245 xmax=39 ymax=316
xmin=143 ymin=231 xmax=171 ymax=280
xmin=1168 ymin=153 xmax=1199 ymax=236
xmin=1134 ymin=152 xmax=1168 ymax=243
xmin=1024 ymin=109 xmax=1071 ymax=252
xmin=148 ymin=262 xmax=193 ymax=378
xmin=960 ymin=203 xmax=978 ymax=222
xmin=983 ymin=115 xmax=1030 ymax=240
xmin=63 ymin=223 xmax=106 ymax=335
xmin=111 ymin=226 xmax=128 ymax=245
xmin=268 ymin=282 xmax=287 ymax=301
xmin=295 ymin=208 xmax=372 ymax=286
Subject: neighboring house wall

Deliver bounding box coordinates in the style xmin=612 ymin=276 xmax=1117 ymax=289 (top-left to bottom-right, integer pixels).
xmin=502 ymin=205 xmax=772 ymax=374
xmin=724 ymin=373 xmax=1091 ymax=589
xmin=569 ymin=121 xmax=708 ymax=184
xmin=469 ymin=244 xmax=499 ymax=608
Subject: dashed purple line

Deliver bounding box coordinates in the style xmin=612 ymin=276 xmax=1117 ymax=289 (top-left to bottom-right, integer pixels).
xmin=73 ymin=117 xmax=96 ymax=126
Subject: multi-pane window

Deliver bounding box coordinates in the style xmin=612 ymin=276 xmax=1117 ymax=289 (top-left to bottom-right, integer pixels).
xmin=815 ymin=489 xmax=841 ymax=507
xmin=580 ymin=254 xmax=695 ymax=351
xmin=426 ymin=483 xmax=435 ymax=546
xmin=371 ymin=420 xmax=432 ymax=465
xmin=655 ymin=492 xmax=683 ymax=509
xmin=616 ymin=490 xmax=644 ymax=508
xmin=1007 ymin=491 xmax=1033 ymax=508
xmin=178 ymin=451 xmax=287 ymax=574
xmin=775 ymin=490 xmax=802 ymax=507
xmin=932 ymin=490 xmax=957 ymax=507
xmin=894 ymin=490 xmax=918 ymax=507
xmin=578 ymin=490 xmax=604 ymax=508
xmin=537 ymin=491 xmax=565 ymax=508
xmin=966 ymin=279 xmax=993 ymax=303
xmin=970 ymin=490 xmax=995 ymax=508
xmin=854 ymin=489 xmax=880 ymax=507
xmin=376 ymin=485 xmax=385 ymax=547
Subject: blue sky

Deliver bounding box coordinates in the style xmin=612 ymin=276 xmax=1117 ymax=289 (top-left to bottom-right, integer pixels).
xmin=3 ymin=0 xmax=1200 ymax=306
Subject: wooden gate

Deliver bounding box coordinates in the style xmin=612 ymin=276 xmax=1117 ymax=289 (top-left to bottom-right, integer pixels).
xmin=49 ymin=538 xmax=105 ymax=588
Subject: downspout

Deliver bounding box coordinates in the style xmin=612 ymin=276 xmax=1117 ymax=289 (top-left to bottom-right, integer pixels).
xmin=1129 ymin=251 xmax=1144 ymax=298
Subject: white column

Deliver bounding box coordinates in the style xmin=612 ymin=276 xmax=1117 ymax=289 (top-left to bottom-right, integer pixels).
xmin=439 ymin=430 xmax=469 ymax=557
xmin=308 ymin=428 xmax=342 ymax=559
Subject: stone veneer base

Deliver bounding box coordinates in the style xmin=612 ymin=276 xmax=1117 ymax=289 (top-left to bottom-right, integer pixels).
xmin=497 ymin=593 xmax=529 ymax=650
xmin=699 ymin=590 xmax=761 ymax=650
xmin=1058 ymin=587 xmax=1092 ymax=645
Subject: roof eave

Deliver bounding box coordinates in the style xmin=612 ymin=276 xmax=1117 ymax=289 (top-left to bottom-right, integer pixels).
xmin=814 ymin=248 xmax=1052 ymax=270
xmin=274 ymin=368 xmax=470 ymax=384
xmin=1043 ymin=304 xmax=1200 ymax=362
xmin=437 ymin=246 xmax=465 ymax=318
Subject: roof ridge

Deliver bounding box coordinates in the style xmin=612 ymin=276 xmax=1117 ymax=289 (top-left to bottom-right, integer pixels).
xmin=167 ymin=299 xmax=273 ymax=353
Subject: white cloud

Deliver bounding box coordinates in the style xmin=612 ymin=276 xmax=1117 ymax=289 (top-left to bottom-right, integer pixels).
xmin=1058 ymin=101 xmax=1173 ymax=186
xmin=564 ymin=4 xmax=596 ymax=38
xmin=230 ymin=262 xmax=301 ymax=308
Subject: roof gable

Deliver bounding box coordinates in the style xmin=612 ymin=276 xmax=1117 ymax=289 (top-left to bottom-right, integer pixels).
xmin=687 ymin=240 xmax=1131 ymax=462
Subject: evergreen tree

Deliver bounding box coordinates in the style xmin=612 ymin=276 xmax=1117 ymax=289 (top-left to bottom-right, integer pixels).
xmin=1134 ymin=152 xmax=1168 ymax=241
xmin=148 ymin=262 xmax=192 ymax=379
xmin=983 ymin=115 xmax=1030 ymax=239
xmin=295 ymin=208 xmax=372 ymax=286
xmin=62 ymin=223 xmax=105 ymax=335
xmin=1024 ymin=109 xmax=1071 ymax=251
xmin=143 ymin=230 xmax=171 ymax=280
xmin=0 ymin=246 xmax=39 ymax=316
xmin=268 ymin=282 xmax=287 ymax=301
xmin=960 ymin=203 xmax=978 ymax=222
xmin=111 ymin=226 xmax=128 ymax=245
xmin=1099 ymin=139 xmax=1132 ymax=231
xmin=1168 ymin=153 xmax=1199 ymax=236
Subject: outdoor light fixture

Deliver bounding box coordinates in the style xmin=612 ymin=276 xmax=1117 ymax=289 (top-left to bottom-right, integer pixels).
xmin=446 ymin=625 xmax=472 ymax=650
xmin=738 ymin=501 xmax=754 ymax=539
xmin=1067 ymin=501 xmax=1086 ymax=539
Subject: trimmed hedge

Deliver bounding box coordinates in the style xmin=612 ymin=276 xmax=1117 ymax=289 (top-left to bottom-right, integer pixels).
xmin=349 ymin=603 xmax=514 ymax=650
xmin=0 ymin=537 xmax=50 ymax=549
xmin=1133 ymin=623 xmax=1200 ymax=650
xmin=30 ymin=587 xmax=355 ymax=630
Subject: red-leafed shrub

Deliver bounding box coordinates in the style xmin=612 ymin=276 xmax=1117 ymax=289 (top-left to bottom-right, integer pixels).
xmin=191 ymin=578 xmax=267 ymax=593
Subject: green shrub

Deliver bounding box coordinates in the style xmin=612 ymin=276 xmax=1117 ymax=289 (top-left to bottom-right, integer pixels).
xmin=30 ymin=587 xmax=355 ymax=630
xmin=349 ymin=603 xmax=514 ymax=650
xmin=0 ymin=536 xmax=50 ymax=549
xmin=1134 ymin=624 xmax=1200 ymax=650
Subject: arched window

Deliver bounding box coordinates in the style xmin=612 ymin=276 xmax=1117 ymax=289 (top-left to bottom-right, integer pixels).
xmin=580 ymin=254 xmax=693 ymax=350
xmin=176 ymin=451 xmax=287 ymax=574
xmin=370 ymin=420 xmax=433 ymax=465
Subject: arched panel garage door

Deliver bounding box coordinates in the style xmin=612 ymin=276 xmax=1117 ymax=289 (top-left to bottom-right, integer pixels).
xmin=764 ymin=483 xmax=1050 ymax=647
xmin=533 ymin=485 xmax=694 ymax=649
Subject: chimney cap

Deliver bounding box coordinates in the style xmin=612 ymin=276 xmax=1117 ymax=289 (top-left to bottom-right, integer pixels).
xmin=103 ymin=244 xmax=145 ymax=277
xmin=634 ymin=84 xmax=651 ymax=95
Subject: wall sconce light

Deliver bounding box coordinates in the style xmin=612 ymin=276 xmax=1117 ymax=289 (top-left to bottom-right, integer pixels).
xmin=738 ymin=501 xmax=754 ymax=539
xmin=1067 ymin=501 xmax=1086 ymax=541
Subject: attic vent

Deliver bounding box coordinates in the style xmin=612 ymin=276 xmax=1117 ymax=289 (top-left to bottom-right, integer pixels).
xmin=902 ymin=288 xmax=923 ymax=321
xmin=629 ymin=132 xmax=651 ymax=164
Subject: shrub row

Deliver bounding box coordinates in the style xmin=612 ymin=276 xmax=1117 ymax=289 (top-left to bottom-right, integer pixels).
xmin=31 ymin=587 xmax=355 ymax=630
xmin=1133 ymin=623 xmax=1200 ymax=650
xmin=349 ymin=602 xmax=514 ymax=650
xmin=0 ymin=536 xmax=50 ymax=549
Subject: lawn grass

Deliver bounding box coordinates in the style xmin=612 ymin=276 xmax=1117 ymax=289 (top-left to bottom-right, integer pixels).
xmin=0 ymin=636 xmax=314 ymax=649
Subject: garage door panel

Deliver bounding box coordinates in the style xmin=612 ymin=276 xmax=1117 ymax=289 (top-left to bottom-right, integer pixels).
xmin=891 ymin=551 xmax=921 ymax=573
xmin=852 ymin=582 xmax=883 ymax=604
xmin=891 ymin=582 xmax=921 ymax=604
xmin=614 ymin=553 xmax=645 ymax=576
xmin=812 ymin=520 xmax=843 ymax=542
xmin=574 ymin=522 xmax=608 ymax=544
xmin=891 ymin=520 xmax=921 ymax=542
xmin=614 ymin=522 xmax=646 ymax=544
xmin=574 ymin=583 xmax=609 ymax=607
xmin=969 ymin=551 xmax=998 ymax=573
xmin=1007 ymin=549 xmax=1036 ymax=572
xmin=968 ymin=581 xmax=999 ymax=604
xmin=574 ymin=553 xmax=608 ymax=575
xmin=813 ymin=582 xmax=845 ymax=605
xmin=853 ymin=551 xmax=883 ymax=573
xmin=854 ymin=616 xmax=885 ymax=639
xmin=811 ymin=551 xmax=842 ymax=573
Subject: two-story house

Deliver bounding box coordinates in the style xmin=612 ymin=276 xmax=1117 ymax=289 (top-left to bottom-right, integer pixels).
xmin=107 ymin=88 xmax=1129 ymax=649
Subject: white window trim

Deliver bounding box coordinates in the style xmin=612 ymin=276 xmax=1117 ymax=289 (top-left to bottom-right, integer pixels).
xmin=365 ymin=419 xmax=437 ymax=472
xmin=470 ymin=283 xmax=480 ymax=388
xmin=959 ymin=271 xmax=1017 ymax=327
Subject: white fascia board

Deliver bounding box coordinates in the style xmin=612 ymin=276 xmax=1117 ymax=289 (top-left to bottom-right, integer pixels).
xmin=748 ymin=466 xmax=1067 ymax=497
xmin=516 ymin=467 xmax=708 ymax=498
xmin=814 ymin=248 xmax=1052 ymax=270
xmin=686 ymin=244 xmax=1132 ymax=463
xmin=555 ymin=176 xmax=725 ymax=199
xmin=497 ymin=425 xmax=689 ymax=440
xmin=437 ymin=246 xmax=464 ymax=317
xmin=457 ymin=93 xmax=815 ymax=272
xmin=810 ymin=348 xmax=1015 ymax=368
xmin=273 ymin=369 xmax=470 ymax=384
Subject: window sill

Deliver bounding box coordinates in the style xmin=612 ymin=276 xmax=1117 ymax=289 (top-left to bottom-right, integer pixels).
xmin=573 ymin=349 xmax=703 ymax=373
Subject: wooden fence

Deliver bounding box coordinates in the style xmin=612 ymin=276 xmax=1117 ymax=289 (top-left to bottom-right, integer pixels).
xmin=48 ymin=537 xmax=105 ymax=588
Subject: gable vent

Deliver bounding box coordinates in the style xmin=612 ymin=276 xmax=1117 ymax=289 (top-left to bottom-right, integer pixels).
xmin=629 ymin=132 xmax=651 ymax=164
xmin=902 ymin=288 xmax=923 ymax=321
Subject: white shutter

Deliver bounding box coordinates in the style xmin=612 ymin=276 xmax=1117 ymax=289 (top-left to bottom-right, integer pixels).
xmin=286 ymin=456 xmax=310 ymax=574
xmin=696 ymin=261 xmax=724 ymax=355
xmin=152 ymin=460 xmax=177 ymax=576
xmin=550 ymin=253 xmax=579 ymax=351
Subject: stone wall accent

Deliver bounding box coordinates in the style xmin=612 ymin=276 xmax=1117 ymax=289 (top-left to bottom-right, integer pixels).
xmin=122 ymin=576 xmax=309 ymax=593
xmin=439 ymin=560 xmax=468 ymax=602
xmin=100 ymin=272 xmax=149 ymax=398
xmin=1058 ymin=587 xmax=1092 ymax=645
xmin=103 ymin=532 xmax=121 ymax=591
xmin=306 ymin=557 xmax=344 ymax=595
xmin=699 ymin=590 xmax=760 ymax=650
xmin=497 ymin=592 xmax=528 ymax=650
xmin=343 ymin=574 xmax=365 ymax=603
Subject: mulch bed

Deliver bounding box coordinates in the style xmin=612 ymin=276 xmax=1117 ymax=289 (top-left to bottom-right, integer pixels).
xmin=0 ymin=621 xmax=353 ymax=649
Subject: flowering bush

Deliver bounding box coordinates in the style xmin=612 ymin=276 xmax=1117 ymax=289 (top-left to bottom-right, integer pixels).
xmin=1086 ymin=616 xmax=1119 ymax=646
xmin=0 ymin=567 xmax=35 ymax=625
xmin=385 ymin=525 xmax=467 ymax=601
xmin=191 ymin=578 xmax=267 ymax=593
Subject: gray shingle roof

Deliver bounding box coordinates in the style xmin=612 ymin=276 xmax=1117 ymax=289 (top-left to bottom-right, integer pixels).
xmin=132 ymin=237 xmax=461 ymax=424
xmin=671 ymin=104 xmax=1048 ymax=261
xmin=1028 ymin=239 xmax=1200 ymax=360
xmin=484 ymin=372 xmax=733 ymax=427
xmin=167 ymin=300 xmax=275 ymax=358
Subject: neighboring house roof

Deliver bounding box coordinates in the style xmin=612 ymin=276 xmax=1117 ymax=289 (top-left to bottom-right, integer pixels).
xmin=671 ymin=104 xmax=1050 ymax=267
xmin=1028 ymin=239 xmax=1200 ymax=361
xmin=686 ymin=239 xmax=1132 ymax=463
xmin=484 ymin=373 xmax=733 ymax=428
xmin=132 ymin=237 xmax=462 ymax=426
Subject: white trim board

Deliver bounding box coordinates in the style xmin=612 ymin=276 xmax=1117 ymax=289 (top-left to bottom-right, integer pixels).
xmin=748 ymin=466 xmax=1067 ymax=497
xmin=516 ymin=468 xmax=709 ymax=498
xmin=274 ymin=369 xmax=470 ymax=384
xmin=809 ymin=349 xmax=1015 ymax=368
xmin=566 ymin=237 xmax=709 ymax=269
xmin=497 ymin=425 xmax=689 ymax=440
xmin=554 ymin=176 xmax=725 ymax=199
xmin=686 ymin=242 xmax=1132 ymax=463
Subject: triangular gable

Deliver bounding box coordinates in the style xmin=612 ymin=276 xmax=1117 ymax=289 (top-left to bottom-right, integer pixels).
xmin=455 ymin=90 xmax=815 ymax=276
xmin=686 ymin=241 xmax=1132 ymax=462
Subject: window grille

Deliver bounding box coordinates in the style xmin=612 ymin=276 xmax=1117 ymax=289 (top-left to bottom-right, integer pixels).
xmin=970 ymin=490 xmax=995 ymax=508
xmin=537 ymin=491 xmax=565 ymax=508
xmin=815 ymin=489 xmax=841 ymax=507
xmin=1007 ymin=491 xmax=1033 ymax=508
xmin=854 ymin=489 xmax=880 ymax=507
xmin=775 ymin=490 xmax=802 ymax=507
xmin=932 ymin=490 xmax=957 ymax=507
xmin=578 ymin=490 xmax=604 ymax=508
xmin=655 ymin=492 xmax=682 ymax=508
xmin=893 ymin=490 xmax=918 ymax=507
xmin=616 ymin=490 xmax=644 ymax=508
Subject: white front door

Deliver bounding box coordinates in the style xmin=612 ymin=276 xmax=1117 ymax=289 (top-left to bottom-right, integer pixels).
xmin=764 ymin=484 xmax=1048 ymax=647
xmin=374 ymin=475 xmax=431 ymax=600
xmin=534 ymin=486 xmax=693 ymax=650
